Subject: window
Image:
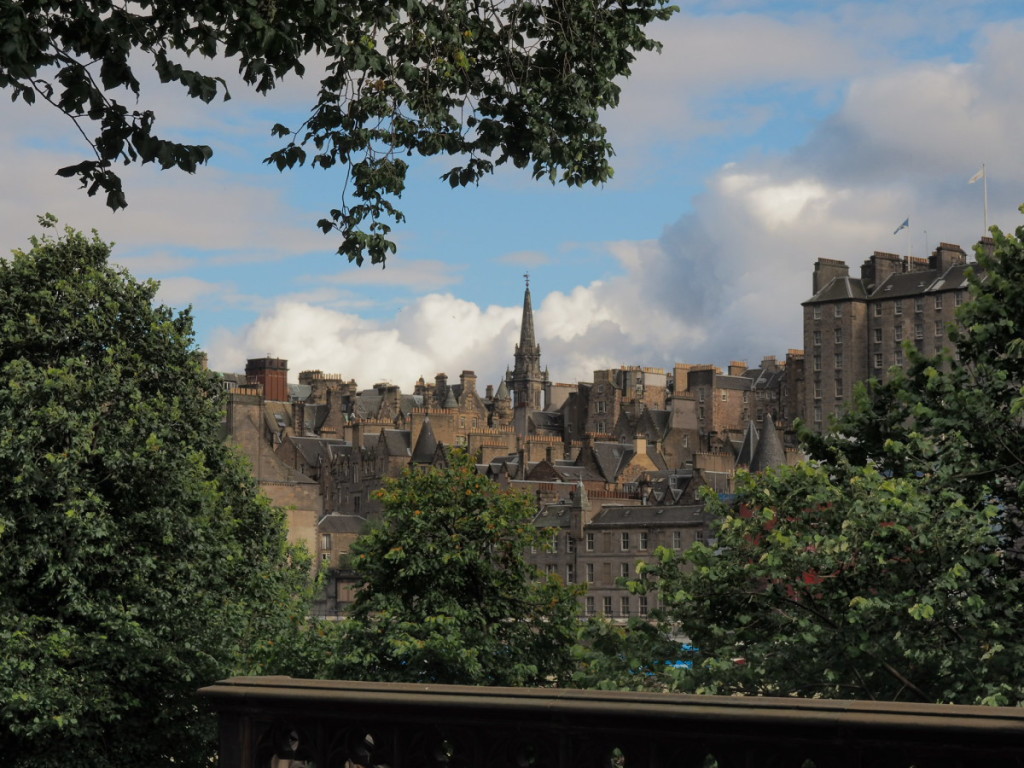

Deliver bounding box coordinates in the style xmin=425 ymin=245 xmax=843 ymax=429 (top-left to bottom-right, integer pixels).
xmin=548 ymin=536 xmax=558 ymax=554
xmin=835 ymin=378 xmax=843 ymax=398
xmin=698 ymin=388 xmax=706 ymax=402
xmin=915 ymin=297 xmax=923 ymax=313
xmin=834 ymin=304 xmax=842 ymax=318
xmin=835 ymin=353 xmax=843 ymax=369
xmin=915 ymin=322 xmax=924 ymax=339
xmin=566 ymin=564 xmax=576 ymax=584
xmin=596 ymin=401 xmax=607 ymax=414
xmin=639 ymin=532 xmax=649 ymax=550
xmin=935 ymin=320 xmax=944 ymax=337
xmin=320 ymin=533 xmax=332 ymax=551
xmin=586 ymin=563 xmax=595 ymax=583
xmin=603 ymin=596 xmax=613 ymax=615
xmin=545 ymin=563 xmax=557 ymax=576
xmin=874 ymin=328 xmax=883 ymax=343
xmin=874 ymin=303 xmax=882 ymax=317
xmin=834 ymin=328 xmax=843 ymax=344
xmin=696 ymin=530 xmax=705 ymax=543
xmin=874 ymin=353 xmax=883 ymax=369
xmin=894 ymin=299 xmax=903 ymax=315
xmin=743 ymin=391 xmax=749 ymax=403
xmin=813 ymin=382 xmax=822 ymax=400
xmin=934 ymin=294 xmax=943 ymax=310
xmin=955 ymin=291 xmax=965 ymax=307
xmin=721 ymin=391 xmax=728 ymax=401
xmin=585 ymin=532 xmax=595 ymax=552
xmin=697 ymin=407 xmax=704 ymax=421
xmin=620 ymin=532 xmax=630 ymax=551
xmin=814 ymin=405 xmax=822 ymax=423
xmin=894 ymin=349 xmax=904 ymax=366
xmin=813 ymin=330 xmax=821 ymax=346
xmin=894 ymin=324 xmax=903 ymax=341
xmin=813 ymin=355 xmax=821 ymax=371
xmin=619 ymin=562 xmax=630 ymax=580
xmin=585 ymin=596 xmax=595 ymax=616
xmin=566 ymin=533 xmax=575 ymax=553
xmin=620 ymin=596 xmax=631 ymax=617
xmin=813 ymin=305 xmax=821 ymax=319
xmin=638 ymin=596 xmax=649 ymax=617
xmin=672 ymin=531 xmax=682 ymax=549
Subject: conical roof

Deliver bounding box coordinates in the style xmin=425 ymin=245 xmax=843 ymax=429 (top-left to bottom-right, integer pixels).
xmin=412 ymin=417 xmax=439 ymax=464
xmin=736 ymin=421 xmax=759 ymax=468
xmin=749 ymin=416 xmax=786 ymax=473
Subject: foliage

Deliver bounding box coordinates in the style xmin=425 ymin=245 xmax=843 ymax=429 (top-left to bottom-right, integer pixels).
xmin=1 ymin=0 xmax=676 ymax=265
xmin=0 ymin=221 xmax=313 ymax=767
xmin=623 ymin=209 xmax=1024 ymax=705
xmin=319 ymin=451 xmax=581 ymax=686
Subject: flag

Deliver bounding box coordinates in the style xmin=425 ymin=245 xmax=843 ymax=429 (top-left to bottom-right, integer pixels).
xmin=969 ymin=167 xmax=985 ymax=184
xmin=893 ymin=218 xmax=909 ymax=235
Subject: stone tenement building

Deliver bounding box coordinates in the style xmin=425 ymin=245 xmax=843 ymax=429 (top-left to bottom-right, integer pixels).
xmin=802 ymin=239 xmax=990 ymax=431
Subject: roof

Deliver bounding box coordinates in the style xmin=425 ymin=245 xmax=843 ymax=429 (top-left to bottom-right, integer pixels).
xmin=411 ymin=418 xmax=438 ymax=464
xmin=589 ymin=504 xmax=707 ymax=527
xmin=317 ymin=514 xmax=368 ymax=534
xmin=288 ymin=436 xmax=349 ymax=466
xmin=379 ymin=429 xmax=411 ymax=457
xmin=749 ymin=417 xmax=787 ymax=473
xmin=805 ymin=275 xmax=869 ymax=304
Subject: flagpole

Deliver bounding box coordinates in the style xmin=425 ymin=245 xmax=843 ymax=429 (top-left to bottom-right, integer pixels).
xmin=982 ymin=163 xmax=989 ymax=233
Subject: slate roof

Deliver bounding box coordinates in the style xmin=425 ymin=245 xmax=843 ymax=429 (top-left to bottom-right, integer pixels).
xmin=589 ymin=504 xmax=707 ymax=528
xmin=874 ymin=263 xmax=971 ymax=298
xmin=411 ymin=418 xmax=438 ymax=463
xmin=318 ymin=514 xmax=368 ymax=534
xmin=288 ymin=436 xmax=349 ymax=466
xmin=806 ymin=262 xmax=971 ymax=305
xmin=379 ymin=429 xmax=411 ymax=457
xmin=735 ymin=421 xmax=759 ymax=467
xmin=749 ymin=417 xmax=787 ymax=473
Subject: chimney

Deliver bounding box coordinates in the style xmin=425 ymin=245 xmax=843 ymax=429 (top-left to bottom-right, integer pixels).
xmin=634 ymin=434 xmax=648 ymax=456
xmin=812 ymin=258 xmax=849 ymax=294
xmin=929 ymin=242 xmax=967 ymax=273
xmin=245 ymin=356 xmax=289 ymax=402
xmin=460 ymin=370 xmax=477 ymax=396
xmin=291 ymin=401 xmax=305 ymax=437
xmin=728 ymin=361 xmax=746 ymax=376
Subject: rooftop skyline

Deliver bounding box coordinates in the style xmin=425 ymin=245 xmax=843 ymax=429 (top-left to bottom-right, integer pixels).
xmin=2 ymin=0 xmax=1021 ymax=389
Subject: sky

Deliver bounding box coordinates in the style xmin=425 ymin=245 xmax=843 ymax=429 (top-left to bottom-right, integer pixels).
xmin=3 ymin=0 xmax=1023 ymax=392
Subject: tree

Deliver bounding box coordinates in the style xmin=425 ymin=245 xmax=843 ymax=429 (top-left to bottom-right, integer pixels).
xmin=320 ymin=451 xmax=581 ymax=686
xmin=1 ymin=0 xmax=675 ymax=265
xmin=620 ymin=209 xmax=1024 ymax=704
xmin=0 ymin=220 xmax=313 ymax=767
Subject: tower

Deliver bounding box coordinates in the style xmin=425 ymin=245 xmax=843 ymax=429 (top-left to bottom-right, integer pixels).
xmin=506 ymin=275 xmax=550 ymax=411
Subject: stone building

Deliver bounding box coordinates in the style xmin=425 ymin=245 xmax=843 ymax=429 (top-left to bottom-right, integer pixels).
xmin=802 ymin=241 xmax=983 ymax=431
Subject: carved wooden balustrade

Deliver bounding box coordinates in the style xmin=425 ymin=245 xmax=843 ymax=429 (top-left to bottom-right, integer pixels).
xmin=199 ymin=676 xmax=1024 ymax=768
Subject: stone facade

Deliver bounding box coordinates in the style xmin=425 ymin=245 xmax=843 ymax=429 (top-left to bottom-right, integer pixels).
xmin=802 ymin=241 xmax=985 ymax=431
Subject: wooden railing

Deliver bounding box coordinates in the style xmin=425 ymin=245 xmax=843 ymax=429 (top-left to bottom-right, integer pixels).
xmin=198 ymin=676 xmax=1024 ymax=767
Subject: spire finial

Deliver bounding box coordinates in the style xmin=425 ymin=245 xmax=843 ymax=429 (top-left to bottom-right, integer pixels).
xmin=524 ymin=272 xmax=530 ymax=289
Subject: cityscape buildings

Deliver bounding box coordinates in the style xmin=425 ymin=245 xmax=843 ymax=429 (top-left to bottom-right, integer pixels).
xmin=219 ymin=236 xmax=983 ymax=615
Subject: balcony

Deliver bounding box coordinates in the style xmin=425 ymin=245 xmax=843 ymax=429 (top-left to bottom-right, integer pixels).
xmin=199 ymin=676 xmax=1024 ymax=767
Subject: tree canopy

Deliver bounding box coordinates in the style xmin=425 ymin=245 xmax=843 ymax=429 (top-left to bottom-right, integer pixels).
xmin=316 ymin=451 xmax=581 ymax=686
xmin=0 ymin=220 xmax=313 ymax=767
xmin=620 ymin=210 xmax=1024 ymax=704
xmin=1 ymin=0 xmax=675 ymax=265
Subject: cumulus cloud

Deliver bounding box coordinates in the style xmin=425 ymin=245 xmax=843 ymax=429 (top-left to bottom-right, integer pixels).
xmin=208 ymin=17 xmax=1024 ymax=392
xmin=207 ymin=296 xmax=522 ymax=388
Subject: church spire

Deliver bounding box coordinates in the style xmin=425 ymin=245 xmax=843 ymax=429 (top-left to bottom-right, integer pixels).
xmin=518 ymin=273 xmax=539 ymax=357
xmin=506 ymin=274 xmax=549 ymax=415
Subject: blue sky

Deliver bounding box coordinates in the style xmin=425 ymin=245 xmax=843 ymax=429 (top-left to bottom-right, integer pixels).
xmin=3 ymin=0 xmax=1023 ymax=391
